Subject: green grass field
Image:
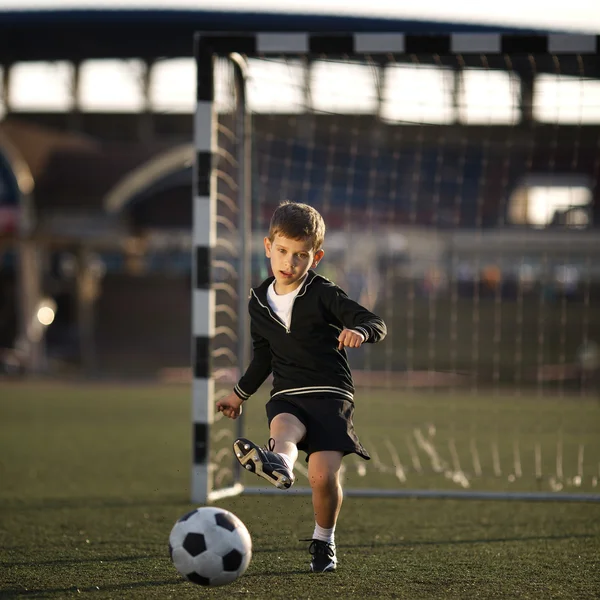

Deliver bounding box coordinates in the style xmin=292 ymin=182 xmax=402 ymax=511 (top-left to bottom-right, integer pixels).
xmin=1 ymin=382 xmax=599 ymax=599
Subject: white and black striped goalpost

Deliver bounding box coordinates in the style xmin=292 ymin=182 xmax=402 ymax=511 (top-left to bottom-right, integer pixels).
xmin=192 ymin=37 xmax=250 ymax=504
xmin=191 ymin=34 xmax=216 ymax=504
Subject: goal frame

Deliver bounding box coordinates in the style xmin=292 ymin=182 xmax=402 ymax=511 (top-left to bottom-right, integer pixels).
xmin=191 ymin=30 xmax=600 ymax=505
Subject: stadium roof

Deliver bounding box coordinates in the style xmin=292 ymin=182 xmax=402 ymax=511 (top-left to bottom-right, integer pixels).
xmin=0 ymin=3 xmax=589 ymax=62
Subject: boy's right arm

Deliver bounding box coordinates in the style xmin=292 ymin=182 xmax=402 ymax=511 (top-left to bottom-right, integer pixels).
xmin=233 ymin=321 xmax=272 ymax=400
xmin=217 ymin=321 xmax=272 ymax=419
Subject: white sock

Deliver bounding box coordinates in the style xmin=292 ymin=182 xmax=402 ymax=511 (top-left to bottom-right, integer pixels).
xmin=313 ymin=523 xmax=335 ymax=545
xmin=277 ymin=452 xmax=295 ymax=472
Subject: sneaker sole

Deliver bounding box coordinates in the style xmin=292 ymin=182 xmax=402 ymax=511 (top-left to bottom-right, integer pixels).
xmin=310 ymin=562 xmax=337 ymax=573
xmin=233 ymin=439 xmax=293 ymax=490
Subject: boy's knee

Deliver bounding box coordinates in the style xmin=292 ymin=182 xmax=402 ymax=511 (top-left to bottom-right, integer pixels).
xmin=309 ymin=470 xmax=340 ymax=490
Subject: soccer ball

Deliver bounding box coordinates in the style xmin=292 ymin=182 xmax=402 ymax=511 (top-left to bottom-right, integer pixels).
xmin=169 ymin=507 xmax=252 ymax=586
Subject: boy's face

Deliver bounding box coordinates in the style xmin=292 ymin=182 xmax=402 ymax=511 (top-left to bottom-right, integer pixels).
xmin=264 ymin=233 xmax=324 ymax=294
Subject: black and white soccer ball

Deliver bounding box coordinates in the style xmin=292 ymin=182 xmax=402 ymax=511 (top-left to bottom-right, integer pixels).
xmin=169 ymin=507 xmax=252 ymax=587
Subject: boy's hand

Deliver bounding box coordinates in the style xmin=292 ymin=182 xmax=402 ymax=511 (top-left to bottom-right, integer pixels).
xmin=338 ymin=328 xmax=365 ymax=350
xmin=216 ymin=392 xmax=244 ymax=420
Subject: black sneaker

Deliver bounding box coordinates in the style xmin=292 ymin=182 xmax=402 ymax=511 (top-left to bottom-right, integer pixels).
xmin=308 ymin=539 xmax=337 ymax=573
xmin=233 ymin=437 xmax=295 ymax=489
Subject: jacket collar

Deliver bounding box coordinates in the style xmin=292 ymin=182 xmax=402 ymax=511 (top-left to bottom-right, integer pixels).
xmin=252 ymin=269 xmax=318 ymax=304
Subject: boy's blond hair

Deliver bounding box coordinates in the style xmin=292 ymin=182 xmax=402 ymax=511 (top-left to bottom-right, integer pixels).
xmin=268 ymin=201 xmax=326 ymax=252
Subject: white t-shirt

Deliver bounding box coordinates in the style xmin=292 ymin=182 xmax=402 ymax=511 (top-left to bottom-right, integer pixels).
xmin=267 ymin=279 xmax=304 ymax=329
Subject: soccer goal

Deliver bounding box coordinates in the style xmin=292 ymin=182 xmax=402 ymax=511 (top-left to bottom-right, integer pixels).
xmin=192 ymin=31 xmax=600 ymax=504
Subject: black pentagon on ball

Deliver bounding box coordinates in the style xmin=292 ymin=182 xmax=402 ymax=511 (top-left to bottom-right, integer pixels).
xmin=186 ymin=571 xmax=211 ymax=586
xmin=178 ymin=509 xmax=198 ymax=522
xmin=222 ymin=549 xmax=243 ymax=572
xmin=182 ymin=532 xmax=207 ymax=557
xmin=168 ymin=543 xmax=173 ymax=560
xmin=215 ymin=512 xmax=236 ymax=532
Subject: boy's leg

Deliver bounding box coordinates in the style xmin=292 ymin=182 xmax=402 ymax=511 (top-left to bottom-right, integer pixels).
xmin=269 ymin=413 xmax=306 ymax=469
xmin=308 ymin=450 xmax=344 ymax=529
xmin=234 ymin=412 xmax=306 ymax=490
xmin=307 ymin=450 xmax=344 ymax=572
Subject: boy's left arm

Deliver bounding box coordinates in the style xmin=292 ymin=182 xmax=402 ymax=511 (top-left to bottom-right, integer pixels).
xmin=326 ymin=286 xmax=387 ymax=344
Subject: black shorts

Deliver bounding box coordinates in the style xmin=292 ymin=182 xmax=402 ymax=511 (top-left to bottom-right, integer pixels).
xmin=265 ymin=394 xmax=370 ymax=461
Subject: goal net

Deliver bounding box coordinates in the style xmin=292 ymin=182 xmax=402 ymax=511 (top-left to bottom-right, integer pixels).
xmin=195 ymin=33 xmax=600 ymax=503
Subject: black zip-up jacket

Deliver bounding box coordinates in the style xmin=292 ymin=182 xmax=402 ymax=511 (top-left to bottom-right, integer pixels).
xmin=234 ymin=270 xmax=387 ymax=402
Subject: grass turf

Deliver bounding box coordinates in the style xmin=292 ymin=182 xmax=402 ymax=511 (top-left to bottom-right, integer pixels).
xmin=1 ymin=382 xmax=599 ymax=599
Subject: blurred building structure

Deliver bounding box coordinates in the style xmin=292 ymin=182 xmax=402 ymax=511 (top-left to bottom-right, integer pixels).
xmin=0 ymin=8 xmax=598 ymax=380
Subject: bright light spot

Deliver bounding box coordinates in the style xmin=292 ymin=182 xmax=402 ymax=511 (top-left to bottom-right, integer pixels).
xmin=247 ymin=59 xmax=305 ymax=113
xmin=310 ymin=60 xmax=377 ymax=114
xmin=9 ymin=61 xmax=74 ymax=112
xmin=80 ymin=60 xmax=145 ymax=112
xmin=534 ymin=74 xmax=600 ymax=124
xmin=509 ymin=175 xmax=592 ymax=227
xmin=528 ymin=186 xmax=591 ymax=227
xmin=381 ymin=64 xmax=454 ymax=124
xmin=458 ymin=68 xmax=519 ymax=124
xmin=37 ymin=305 xmax=55 ymax=326
xmin=150 ymin=58 xmax=195 ymax=113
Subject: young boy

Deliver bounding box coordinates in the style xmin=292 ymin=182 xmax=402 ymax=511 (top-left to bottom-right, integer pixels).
xmin=216 ymin=201 xmax=387 ymax=573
